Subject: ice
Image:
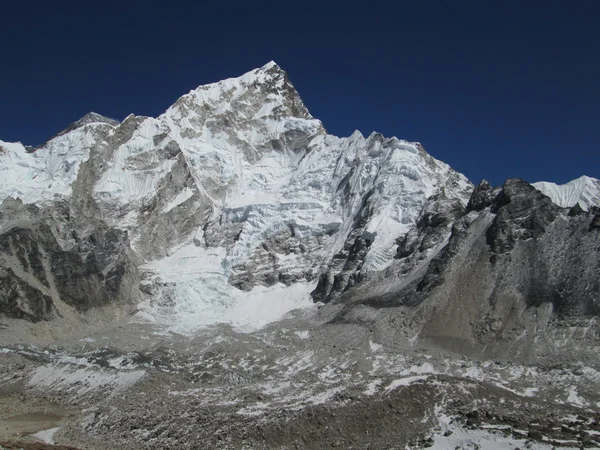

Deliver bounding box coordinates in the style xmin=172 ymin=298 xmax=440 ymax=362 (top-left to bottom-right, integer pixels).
xmin=533 ymin=175 xmax=600 ymax=210
xmin=135 ymin=244 xmax=316 ymax=333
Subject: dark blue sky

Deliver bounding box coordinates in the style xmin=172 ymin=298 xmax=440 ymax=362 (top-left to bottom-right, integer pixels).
xmin=1 ymin=1 xmax=598 ymax=186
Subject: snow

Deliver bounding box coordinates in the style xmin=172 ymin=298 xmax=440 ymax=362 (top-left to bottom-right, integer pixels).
xmin=128 ymin=112 xmax=471 ymax=332
xmin=89 ymin=61 xmax=471 ymax=290
xmin=295 ymin=330 xmax=310 ymax=339
xmin=27 ymin=364 xmax=145 ymax=398
xmin=225 ymin=282 xmax=316 ymax=332
xmin=135 ymin=243 xmax=316 ymax=333
xmin=566 ymin=387 xmax=588 ymax=407
xmin=385 ymin=375 xmax=429 ymax=392
xmin=31 ymin=427 xmax=61 ymax=445
xmin=164 ymin=187 xmax=195 ymax=212
xmin=428 ymin=425 xmax=573 ymax=449
xmin=363 ymin=379 xmax=382 ymax=395
xmin=0 ymin=121 xmax=113 ymax=204
xmin=369 ymin=340 xmax=382 ymax=352
xmin=533 ymin=175 xmax=600 ymax=210
xmin=522 ymin=387 xmax=539 ymax=397
xmin=402 ymin=362 xmax=435 ymax=375
xmin=425 ymin=407 xmax=574 ymax=450
xmin=94 ymin=118 xmax=176 ymax=202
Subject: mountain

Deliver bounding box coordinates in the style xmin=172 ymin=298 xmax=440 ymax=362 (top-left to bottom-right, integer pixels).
xmin=533 ymin=175 xmax=600 ymax=210
xmin=0 ymin=62 xmax=472 ymax=329
xmin=0 ymin=61 xmax=598 ymax=358
xmin=1 ymin=62 xmax=600 ymax=450
xmin=327 ymin=178 xmax=600 ymax=362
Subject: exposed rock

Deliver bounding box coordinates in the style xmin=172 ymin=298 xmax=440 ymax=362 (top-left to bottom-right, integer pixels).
xmin=486 ymin=178 xmax=559 ymax=254
xmin=0 ymin=198 xmax=139 ymax=322
xmin=328 ymin=177 xmax=600 ymax=362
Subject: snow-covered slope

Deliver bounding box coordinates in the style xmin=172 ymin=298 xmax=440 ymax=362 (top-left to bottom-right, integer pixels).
xmin=0 ymin=62 xmax=474 ymax=331
xmin=0 ymin=114 xmax=117 ymax=204
xmin=533 ymin=175 xmax=600 ymax=210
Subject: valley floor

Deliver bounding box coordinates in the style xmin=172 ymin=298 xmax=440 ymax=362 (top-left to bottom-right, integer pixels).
xmin=1 ymin=308 xmax=599 ymax=449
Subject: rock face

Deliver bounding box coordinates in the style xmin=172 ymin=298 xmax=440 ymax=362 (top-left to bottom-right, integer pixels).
xmin=330 ymin=178 xmax=600 ymax=362
xmin=0 ymin=198 xmax=139 ymax=322
xmin=0 ymin=61 xmax=598 ymax=361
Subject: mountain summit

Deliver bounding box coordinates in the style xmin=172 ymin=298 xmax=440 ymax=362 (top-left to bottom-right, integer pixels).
xmin=533 ymin=175 xmax=600 ymax=210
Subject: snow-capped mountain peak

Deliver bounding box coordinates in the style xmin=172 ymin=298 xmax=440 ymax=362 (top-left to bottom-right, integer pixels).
xmin=66 ymin=111 xmax=120 ymax=129
xmin=167 ymin=60 xmax=316 ymax=125
xmin=2 ymin=63 xmax=600 ymax=450
xmin=533 ymin=175 xmax=600 ymax=210
xmin=0 ymin=113 xmax=118 ymax=204
xmin=1 ymin=63 xmax=472 ymax=331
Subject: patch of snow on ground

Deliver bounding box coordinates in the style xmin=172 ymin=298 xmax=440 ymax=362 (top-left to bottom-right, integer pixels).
xmin=225 ymin=283 xmax=315 ymax=332
xmin=369 ymin=340 xmax=382 ymax=352
xmin=522 ymin=387 xmax=539 ymax=397
xmin=429 ymin=426 xmax=573 ymax=449
xmin=426 ymin=407 xmax=573 ymax=450
xmin=31 ymin=427 xmax=61 ymax=445
xmin=27 ymin=364 xmax=145 ymax=397
xmin=566 ymin=387 xmax=588 ymax=407
xmin=385 ymin=376 xmax=429 ymax=392
xmin=402 ymin=362 xmax=435 ymax=375
xmin=363 ymin=379 xmax=382 ymax=395
xmin=294 ymin=330 xmax=310 ymax=339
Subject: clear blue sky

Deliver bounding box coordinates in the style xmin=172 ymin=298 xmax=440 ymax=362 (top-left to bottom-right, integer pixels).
xmin=1 ymin=1 xmax=598 ymax=186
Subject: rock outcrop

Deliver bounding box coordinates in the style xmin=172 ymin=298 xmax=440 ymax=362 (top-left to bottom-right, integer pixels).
xmin=329 ymin=179 xmax=600 ymax=362
xmin=0 ymin=197 xmax=139 ymax=322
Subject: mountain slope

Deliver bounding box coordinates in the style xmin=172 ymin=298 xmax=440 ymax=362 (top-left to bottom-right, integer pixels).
xmin=328 ymin=179 xmax=600 ymax=362
xmin=533 ymin=175 xmax=600 ymax=210
xmin=0 ymin=115 xmax=117 ymax=204
xmin=0 ymin=62 xmax=598 ymax=361
xmin=0 ymin=62 xmax=471 ymax=330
